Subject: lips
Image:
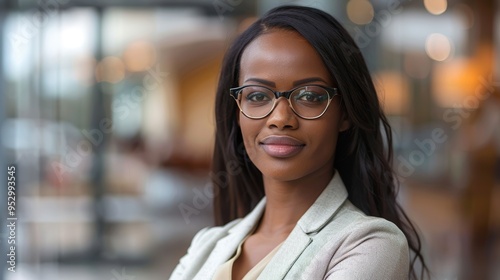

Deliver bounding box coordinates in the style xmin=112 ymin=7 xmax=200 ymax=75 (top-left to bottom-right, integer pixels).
xmin=259 ymin=136 xmax=305 ymax=158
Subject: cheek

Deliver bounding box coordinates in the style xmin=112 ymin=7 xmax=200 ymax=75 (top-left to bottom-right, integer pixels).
xmin=314 ymin=116 xmax=342 ymax=155
xmin=239 ymin=116 xmax=260 ymax=158
xmin=315 ymin=126 xmax=337 ymax=150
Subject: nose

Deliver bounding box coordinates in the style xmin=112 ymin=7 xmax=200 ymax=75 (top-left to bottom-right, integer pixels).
xmin=266 ymin=97 xmax=298 ymax=130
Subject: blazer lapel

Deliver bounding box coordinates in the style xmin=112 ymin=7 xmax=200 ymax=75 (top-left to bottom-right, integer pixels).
xmin=193 ymin=198 xmax=267 ymax=280
xmin=258 ymin=226 xmax=312 ymax=279
xmin=258 ymin=172 xmax=348 ymax=279
xmin=297 ymin=172 xmax=348 ymax=234
xmin=194 ymin=172 xmax=348 ymax=280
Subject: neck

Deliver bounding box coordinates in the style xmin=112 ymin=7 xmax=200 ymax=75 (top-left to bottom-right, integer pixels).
xmin=256 ymin=168 xmax=335 ymax=237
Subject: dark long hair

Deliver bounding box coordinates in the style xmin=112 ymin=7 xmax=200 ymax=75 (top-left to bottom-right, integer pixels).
xmin=212 ymin=5 xmax=428 ymax=279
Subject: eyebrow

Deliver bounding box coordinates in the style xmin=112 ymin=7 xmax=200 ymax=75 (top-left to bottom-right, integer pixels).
xmin=243 ymin=77 xmax=329 ymax=87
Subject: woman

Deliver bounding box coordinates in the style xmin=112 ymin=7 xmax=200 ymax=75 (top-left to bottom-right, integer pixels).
xmin=170 ymin=5 xmax=427 ymax=280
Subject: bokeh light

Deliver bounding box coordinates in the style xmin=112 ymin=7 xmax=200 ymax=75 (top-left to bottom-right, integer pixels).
xmin=95 ymin=56 xmax=125 ymax=83
xmin=432 ymin=58 xmax=483 ymax=108
xmin=425 ymin=33 xmax=452 ymax=61
xmin=122 ymin=40 xmax=157 ymax=72
xmin=374 ymin=71 xmax=410 ymax=115
xmin=424 ymin=0 xmax=447 ymax=15
xmin=347 ymin=0 xmax=374 ymax=25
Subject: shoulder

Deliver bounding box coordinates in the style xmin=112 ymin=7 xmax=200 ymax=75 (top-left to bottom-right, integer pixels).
xmin=170 ymin=199 xmax=266 ymax=279
xmin=272 ymin=199 xmax=410 ymax=279
xmin=169 ymin=219 xmax=242 ymax=280
xmin=320 ymin=200 xmax=410 ymax=279
xmin=326 ymin=200 xmax=408 ymax=251
xmin=345 ymin=200 xmax=405 ymax=233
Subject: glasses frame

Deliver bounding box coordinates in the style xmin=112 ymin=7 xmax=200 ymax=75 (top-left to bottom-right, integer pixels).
xmin=229 ymin=84 xmax=340 ymax=120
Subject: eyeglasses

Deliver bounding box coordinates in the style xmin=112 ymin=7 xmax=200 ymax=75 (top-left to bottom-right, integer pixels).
xmin=230 ymin=84 xmax=340 ymax=120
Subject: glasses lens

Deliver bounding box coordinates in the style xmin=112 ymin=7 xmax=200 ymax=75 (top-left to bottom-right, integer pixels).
xmin=290 ymin=86 xmax=330 ymax=118
xmin=239 ymin=86 xmax=275 ymax=118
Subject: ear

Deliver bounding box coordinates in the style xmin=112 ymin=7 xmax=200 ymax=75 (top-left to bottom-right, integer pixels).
xmin=338 ymin=111 xmax=350 ymax=132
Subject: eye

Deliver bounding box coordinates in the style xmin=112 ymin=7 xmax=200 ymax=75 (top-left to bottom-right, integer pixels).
xmin=246 ymin=92 xmax=271 ymax=102
xmin=294 ymin=90 xmax=328 ymax=103
xmin=241 ymin=86 xmax=274 ymax=104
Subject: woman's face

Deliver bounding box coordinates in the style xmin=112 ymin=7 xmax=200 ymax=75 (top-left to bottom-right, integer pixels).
xmin=238 ymin=29 xmax=349 ymax=182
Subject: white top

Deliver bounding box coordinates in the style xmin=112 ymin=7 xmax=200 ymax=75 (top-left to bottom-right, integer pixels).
xmin=212 ymin=230 xmax=284 ymax=280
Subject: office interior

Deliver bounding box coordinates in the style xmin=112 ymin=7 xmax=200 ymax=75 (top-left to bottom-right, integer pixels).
xmin=0 ymin=0 xmax=499 ymax=279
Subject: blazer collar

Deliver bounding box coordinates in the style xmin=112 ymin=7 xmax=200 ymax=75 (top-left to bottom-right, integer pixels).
xmin=195 ymin=172 xmax=348 ymax=280
xmin=259 ymin=171 xmax=349 ymax=279
xmin=229 ymin=171 xmax=347 ymax=235
xmin=231 ymin=170 xmax=347 ymax=234
xmin=194 ymin=198 xmax=267 ymax=280
xmin=297 ymin=171 xmax=348 ymax=234
xmin=228 ymin=197 xmax=266 ymax=235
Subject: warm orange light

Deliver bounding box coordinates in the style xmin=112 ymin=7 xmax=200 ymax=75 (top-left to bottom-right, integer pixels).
xmin=95 ymin=56 xmax=125 ymax=83
xmin=373 ymin=71 xmax=410 ymax=115
xmin=347 ymin=0 xmax=374 ymax=25
xmin=424 ymin=0 xmax=447 ymax=15
xmin=432 ymin=58 xmax=483 ymax=108
xmin=123 ymin=40 xmax=157 ymax=72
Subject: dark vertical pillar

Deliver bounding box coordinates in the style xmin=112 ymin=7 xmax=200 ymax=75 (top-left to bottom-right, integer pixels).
xmin=89 ymin=6 xmax=106 ymax=260
xmin=461 ymin=0 xmax=497 ymax=279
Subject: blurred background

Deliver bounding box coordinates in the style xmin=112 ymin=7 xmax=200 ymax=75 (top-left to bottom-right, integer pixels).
xmin=0 ymin=0 xmax=499 ymax=279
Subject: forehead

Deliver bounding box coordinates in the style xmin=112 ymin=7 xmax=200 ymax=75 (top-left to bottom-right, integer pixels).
xmin=239 ymin=29 xmax=332 ymax=86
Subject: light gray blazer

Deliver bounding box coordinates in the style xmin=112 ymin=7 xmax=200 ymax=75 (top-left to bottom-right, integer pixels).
xmin=169 ymin=173 xmax=410 ymax=280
